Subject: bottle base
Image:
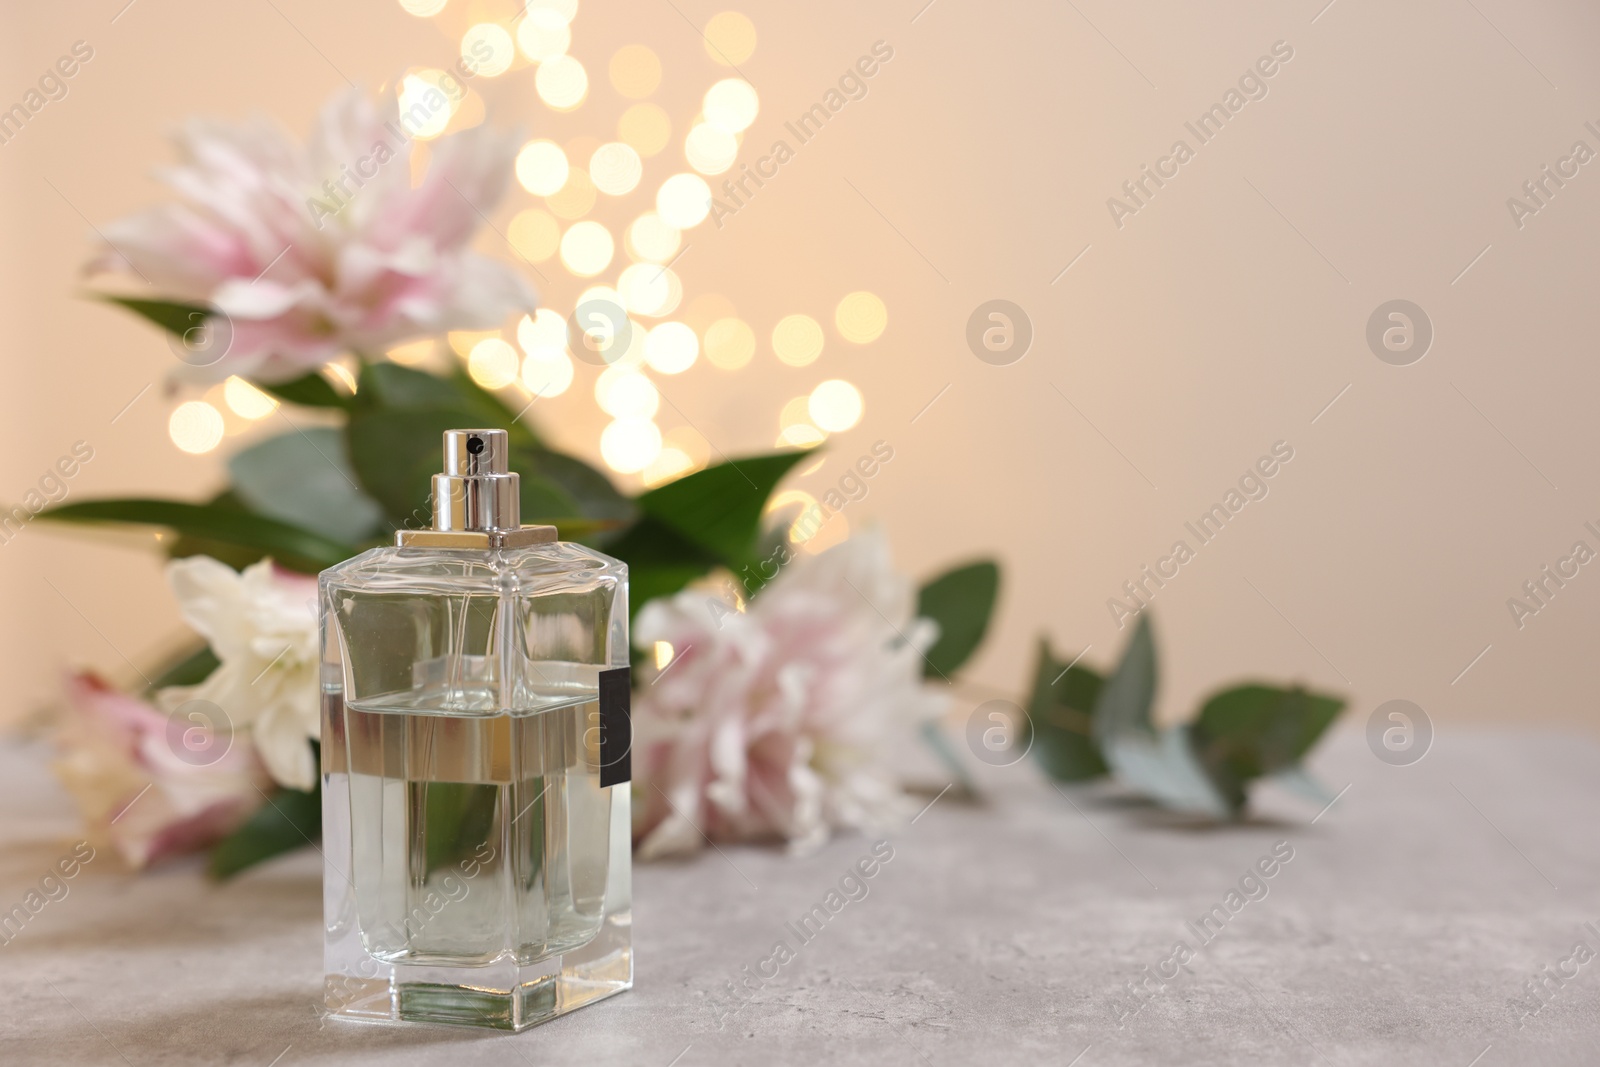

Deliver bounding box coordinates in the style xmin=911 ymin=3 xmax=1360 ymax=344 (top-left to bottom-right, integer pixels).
xmin=325 ymin=914 xmax=632 ymax=1032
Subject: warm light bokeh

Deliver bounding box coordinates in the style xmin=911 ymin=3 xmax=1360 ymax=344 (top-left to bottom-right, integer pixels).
xmin=657 ymin=173 xmax=712 ymax=228
xmin=617 ymin=103 xmax=672 ymax=157
xmin=703 ymin=79 xmax=759 ymax=134
xmin=703 ymin=11 xmax=757 ymax=65
xmin=536 ymin=54 xmax=588 ymax=110
xmin=467 ymin=338 xmax=520 ymax=390
xmin=589 ymin=142 xmax=643 ymax=196
xmin=834 ymin=291 xmax=888 ymax=344
xmin=560 ymin=220 xmax=615 ymax=277
xmin=808 ymin=379 xmax=863 ymax=432
xmin=168 ymin=401 xmax=225 ymax=455
xmin=508 ymin=208 xmax=561 ymax=262
xmin=608 ymin=45 xmax=661 ymax=99
xmin=771 ymin=314 xmax=824 ymax=367
xmin=515 ymin=140 xmax=569 ymax=196
xmin=461 ymin=24 xmax=515 ymax=77
xmin=703 ymin=317 xmax=755 ymax=371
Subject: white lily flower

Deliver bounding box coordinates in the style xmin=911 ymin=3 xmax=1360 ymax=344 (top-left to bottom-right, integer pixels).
xmin=157 ymin=556 xmax=321 ymax=790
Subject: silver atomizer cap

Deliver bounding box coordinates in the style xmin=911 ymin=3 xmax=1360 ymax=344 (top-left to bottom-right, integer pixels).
xmin=395 ymin=429 xmax=557 ymax=548
xmin=436 ymin=428 xmax=519 ymax=532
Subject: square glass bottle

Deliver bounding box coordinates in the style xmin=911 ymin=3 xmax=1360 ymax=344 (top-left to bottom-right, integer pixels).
xmin=319 ymin=429 xmax=631 ymax=1031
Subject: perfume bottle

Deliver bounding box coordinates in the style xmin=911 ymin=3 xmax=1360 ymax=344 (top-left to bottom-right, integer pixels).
xmin=319 ymin=428 xmax=632 ymax=1031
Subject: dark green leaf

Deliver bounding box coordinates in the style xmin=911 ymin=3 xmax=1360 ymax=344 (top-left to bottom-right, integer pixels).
xmin=229 ymin=428 xmax=386 ymax=544
xmin=511 ymin=446 xmax=633 ymax=524
xmin=445 ymin=366 xmax=538 ymax=437
xmin=347 ymin=403 xmax=635 ymax=533
xmin=102 ymin=296 xmax=213 ymax=338
xmin=162 ymin=491 xmax=278 ymax=572
xmin=146 ymin=643 xmax=219 ymax=693
xmin=547 ymin=517 xmax=625 ymax=541
xmin=1021 ymin=637 xmax=1107 ymax=781
xmin=628 ymin=562 xmax=720 ymax=616
xmin=38 ymin=498 xmax=356 ymax=573
xmin=916 ymin=560 xmax=1000 ymax=678
xmin=356 ymin=363 xmax=537 ymax=446
xmin=209 ymin=783 xmax=320 ymax=879
xmin=357 ymin=361 xmax=467 ymax=409
xmin=260 ymin=372 xmax=350 ymax=410
xmin=342 ymin=363 xmax=629 ymax=528
xmin=605 ymin=515 xmax=721 ymax=617
xmin=1190 ymin=684 xmax=1345 ymax=809
xmin=725 ymin=523 xmax=794 ymax=600
xmin=518 ymin=473 xmax=582 ymax=525
xmin=632 ymin=450 xmax=815 ymax=564
xmin=423 ymin=783 xmax=500 ymax=875
xmin=1193 ymin=684 xmax=1344 ymax=767
xmin=345 ymin=407 xmax=474 ymax=525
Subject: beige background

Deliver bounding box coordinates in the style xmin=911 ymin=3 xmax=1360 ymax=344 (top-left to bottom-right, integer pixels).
xmin=3 ymin=0 xmax=1598 ymax=737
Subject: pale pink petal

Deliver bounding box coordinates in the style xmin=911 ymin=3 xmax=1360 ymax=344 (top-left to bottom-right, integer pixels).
xmin=211 ymin=277 xmax=322 ymax=320
xmin=53 ymin=671 xmax=271 ymax=870
xmin=87 ymin=88 xmax=536 ymax=382
xmin=632 ymin=531 xmax=948 ymax=856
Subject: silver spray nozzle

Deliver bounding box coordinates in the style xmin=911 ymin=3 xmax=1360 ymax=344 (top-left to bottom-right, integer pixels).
xmin=434 ymin=429 xmax=518 ymax=532
xmin=443 ymin=428 xmax=510 ymax=478
xmin=395 ymin=430 xmax=556 ymax=548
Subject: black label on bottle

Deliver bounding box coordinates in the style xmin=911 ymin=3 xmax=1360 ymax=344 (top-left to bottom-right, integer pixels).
xmin=598 ymin=666 xmax=631 ymax=789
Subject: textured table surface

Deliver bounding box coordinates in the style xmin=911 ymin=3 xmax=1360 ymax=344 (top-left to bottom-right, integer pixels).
xmin=2 ymin=727 xmax=1598 ymax=1067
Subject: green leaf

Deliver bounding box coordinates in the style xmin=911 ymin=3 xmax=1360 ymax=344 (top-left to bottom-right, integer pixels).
xmin=1021 ymin=637 xmax=1108 ymax=782
xmin=357 ymin=361 xmax=467 ymax=409
xmin=518 ymin=473 xmax=582 ymax=525
xmin=719 ymin=522 xmax=796 ymax=601
xmin=163 ymin=491 xmax=278 ymax=572
xmin=102 ymin=296 xmax=213 ymax=338
xmin=146 ymin=643 xmax=220 ymax=694
xmin=1130 ymin=724 xmax=1232 ymax=818
xmin=1192 ymin=684 xmax=1344 ymax=769
xmin=632 ymin=450 xmax=815 ymax=564
xmin=422 ymin=783 xmax=500 ymax=875
xmin=547 ymin=517 xmax=625 ymax=541
xmin=209 ymin=783 xmax=320 ymax=879
xmin=260 ymin=372 xmax=349 ymax=410
xmin=37 ymin=498 xmax=356 ymax=573
xmin=228 ymin=427 xmax=386 ymax=544
xmin=1092 ymin=615 xmax=1231 ymax=818
xmin=915 ymin=560 xmax=1000 ymax=678
xmin=628 ymin=562 xmax=722 ymax=617
xmin=342 ymin=363 xmax=628 ymax=530
xmin=511 ymin=446 xmax=633 ymax=524
xmin=605 ymin=515 xmax=721 ymax=617
xmin=346 ymin=403 xmax=635 ymax=534
xmin=1271 ymin=765 xmax=1338 ymax=807
xmin=356 ymin=363 xmax=537 ymax=446
xmin=345 ymin=407 xmax=475 ymax=525
xmin=918 ymin=719 xmax=980 ymax=797
xmin=1091 ymin=615 xmax=1159 ymax=746
xmin=445 ymin=366 xmax=539 ymax=436
xmin=1190 ymin=684 xmax=1344 ymax=809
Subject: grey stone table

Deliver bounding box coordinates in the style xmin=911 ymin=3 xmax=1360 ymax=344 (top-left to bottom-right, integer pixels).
xmin=2 ymin=727 xmax=1598 ymax=1067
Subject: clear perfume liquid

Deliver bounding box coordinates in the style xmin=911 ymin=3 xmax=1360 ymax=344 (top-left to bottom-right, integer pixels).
xmin=342 ymin=692 xmax=611 ymax=966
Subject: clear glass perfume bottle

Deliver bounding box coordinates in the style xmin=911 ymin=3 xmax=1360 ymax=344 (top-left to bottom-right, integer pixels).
xmin=319 ymin=428 xmax=631 ymax=1031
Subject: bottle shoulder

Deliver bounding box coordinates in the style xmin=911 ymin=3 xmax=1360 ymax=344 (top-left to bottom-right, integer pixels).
xmin=320 ymin=542 xmax=626 ymax=595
